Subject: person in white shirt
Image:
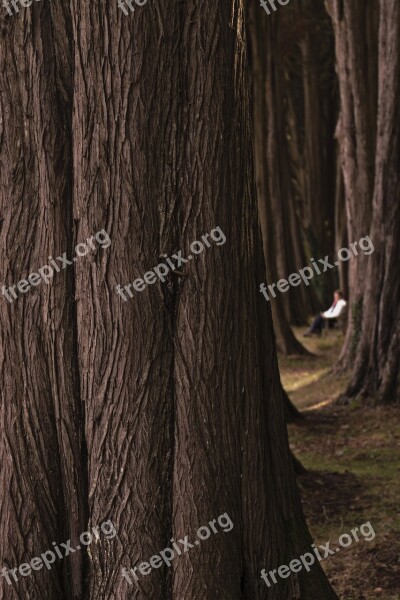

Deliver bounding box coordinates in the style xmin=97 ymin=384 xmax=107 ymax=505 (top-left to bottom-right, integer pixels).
xmin=304 ymin=290 xmax=347 ymax=337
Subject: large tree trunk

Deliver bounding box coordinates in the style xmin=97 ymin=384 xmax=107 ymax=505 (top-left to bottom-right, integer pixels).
xmin=70 ymin=2 xmax=179 ymax=597
xmin=72 ymin=3 xmax=335 ymax=597
xmin=0 ymin=5 xmax=86 ymax=600
xmin=1 ymin=2 xmax=337 ymax=599
xmin=345 ymin=0 xmax=400 ymax=404
xmin=326 ymin=0 xmax=379 ymax=369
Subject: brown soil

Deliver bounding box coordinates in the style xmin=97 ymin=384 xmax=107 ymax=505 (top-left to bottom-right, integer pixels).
xmin=281 ymin=330 xmax=400 ymax=600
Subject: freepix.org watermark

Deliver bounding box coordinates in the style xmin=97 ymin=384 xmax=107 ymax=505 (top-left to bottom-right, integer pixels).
xmin=1 ymin=520 xmax=116 ymax=586
xmin=121 ymin=512 xmax=233 ymax=585
xmin=260 ymin=0 xmax=292 ymax=16
xmin=118 ymin=0 xmax=147 ymax=16
xmin=261 ymin=521 xmax=376 ymax=588
xmin=1 ymin=229 xmax=111 ymax=304
xmin=2 ymin=0 xmax=41 ymax=17
xmin=260 ymin=236 xmax=374 ymax=302
xmin=116 ymin=226 xmax=226 ymax=302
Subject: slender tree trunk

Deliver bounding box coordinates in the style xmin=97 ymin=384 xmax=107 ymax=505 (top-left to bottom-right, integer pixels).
xmin=282 ymin=0 xmax=338 ymax=309
xmin=345 ymin=0 xmax=400 ymax=404
xmin=248 ymin=6 xmax=311 ymax=354
xmin=244 ymin=11 xmax=306 ymax=427
xmin=298 ymin=2 xmax=336 ymax=306
xmin=334 ymin=153 xmax=348 ymax=299
xmin=326 ymin=0 xmax=378 ymax=369
xmin=285 ymin=185 xmax=321 ymax=324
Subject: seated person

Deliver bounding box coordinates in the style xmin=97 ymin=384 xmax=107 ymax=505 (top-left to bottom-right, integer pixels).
xmin=304 ymin=290 xmax=347 ymax=337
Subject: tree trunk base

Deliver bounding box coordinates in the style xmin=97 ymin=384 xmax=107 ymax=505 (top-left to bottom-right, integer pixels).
xmin=283 ymin=388 xmax=305 ymax=422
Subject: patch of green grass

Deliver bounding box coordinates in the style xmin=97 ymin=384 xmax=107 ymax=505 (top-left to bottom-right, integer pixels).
xmin=280 ymin=328 xmax=400 ymax=598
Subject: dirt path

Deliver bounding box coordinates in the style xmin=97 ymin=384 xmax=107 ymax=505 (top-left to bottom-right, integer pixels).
xmin=280 ymin=330 xmax=400 ymax=600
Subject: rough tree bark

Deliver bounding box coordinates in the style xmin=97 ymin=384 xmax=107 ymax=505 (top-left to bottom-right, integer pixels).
xmin=345 ymin=0 xmax=400 ymax=404
xmin=70 ymin=1 xmax=179 ymax=597
xmin=0 ymin=4 xmax=86 ymax=600
xmin=71 ymin=2 xmax=336 ymax=597
xmin=1 ymin=1 xmax=338 ymax=599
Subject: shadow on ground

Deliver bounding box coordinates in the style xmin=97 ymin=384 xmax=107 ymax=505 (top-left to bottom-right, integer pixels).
xmin=280 ymin=329 xmax=400 ymax=600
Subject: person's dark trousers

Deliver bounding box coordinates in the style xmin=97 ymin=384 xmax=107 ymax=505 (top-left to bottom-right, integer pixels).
xmin=308 ymin=315 xmax=337 ymax=334
xmin=309 ymin=313 xmax=324 ymax=333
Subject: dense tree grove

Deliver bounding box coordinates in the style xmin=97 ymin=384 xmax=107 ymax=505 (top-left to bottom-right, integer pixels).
xmin=0 ymin=1 xmax=398 ymax=599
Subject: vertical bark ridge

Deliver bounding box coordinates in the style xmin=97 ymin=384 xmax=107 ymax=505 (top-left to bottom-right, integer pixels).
xmin=172 ymin=2 xmax=337 ymax=598
xmin=171 ymin=5 xmax=245 ymax=596
xmin=70 ymin=2 xmax=181 ymax=597
xmin=0 ymin=4 xmax=85 ymax=599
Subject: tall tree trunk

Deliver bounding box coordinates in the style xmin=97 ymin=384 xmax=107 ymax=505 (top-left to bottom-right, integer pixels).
xmin=71 ymin=1 xmax=335 ymax=598
xmin=298 ymin=0 xmax=337 ymax=307
xmin=284 ymin=93 xmax=323 ymax=319
xmin=334 ymin=153 xmax=349 ymax=299
xmin=248 ymin=6 xmax=311 ymax=354
xmin=283 ymin=0 xmax=338 ymax=309
xmin=1 ymin=2 xmax=338 ymax=599
xmin=70 ymin=1 xmax=179 ymax=597
xmin=244 ymin=10 xmax=306 ymax=428
xmin=326 ymin=0 xmax=379 ymax=369
xmin=345 ymin=0 xmax=400 ymax=404
xmin=0 ymin=5 xmax=86 ymax=600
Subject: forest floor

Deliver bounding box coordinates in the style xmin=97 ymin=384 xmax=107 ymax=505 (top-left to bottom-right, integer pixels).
xmin=279 ymin=329 xmax=400 ymax=600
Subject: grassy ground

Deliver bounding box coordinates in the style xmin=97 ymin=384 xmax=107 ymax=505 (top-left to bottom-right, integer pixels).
xmin=279 ymin=328 xmax=400 ymax=600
